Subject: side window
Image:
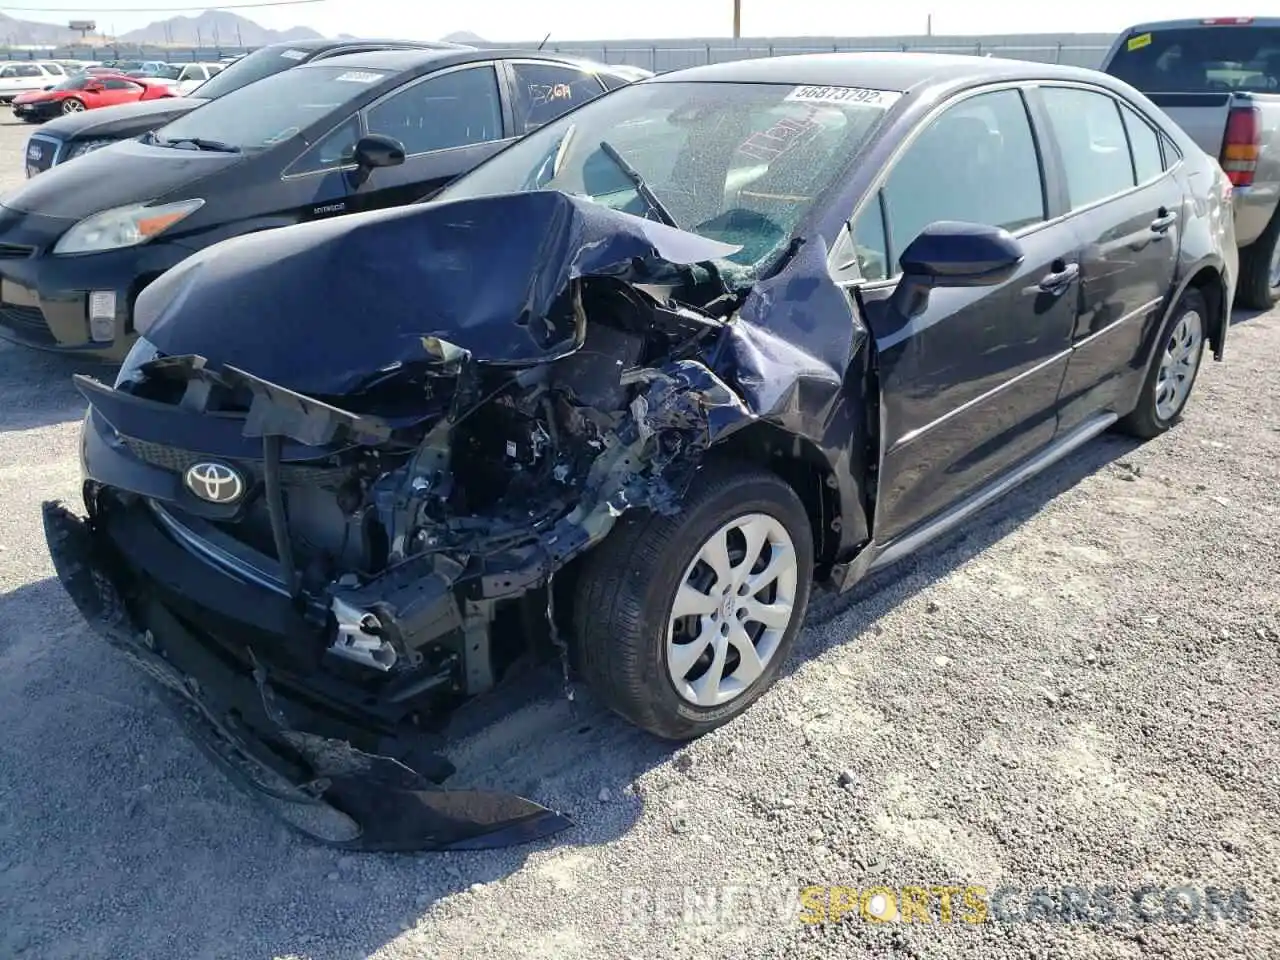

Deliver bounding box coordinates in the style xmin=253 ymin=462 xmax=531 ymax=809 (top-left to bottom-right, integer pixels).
xmin=1160 ymin=132 xmax=1183 ymax=170
xmin=1041 ymin=88 xmax=1135 ymax=209
xmin=286 ymin=115 xmax=360 ymax=175
xmin=509 ymin=62 xmax=605 ymax=132
xmin=16 ymin=64 xmax=43 ymax=78
xmin=103 ymin=78 xmax=134 ymax=91
xmin=179 ymin=66 xmax=200 ymax=82
xmin=850 ymin=195 xmax=890 ymax=282
xmin=44 ymin=64 xmax=65 ymax=76
xmin=365 ymin=65 xmax=503 ymax=155
xmin=0 ymin=68 xmax=14 ymax=79
xmin=877 ymin=89 xmax=1045 ymax=278
xmin=1119 ymin=103 xmax=1164 ymax=184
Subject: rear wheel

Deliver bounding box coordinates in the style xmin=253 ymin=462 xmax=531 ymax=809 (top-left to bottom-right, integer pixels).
xmin=1117 ymin=288 xmax=1207 ymax=439
xmin=572 ymin=462 xmax=814 ymax=740
xmin=61 ymin=98 xmax=85 ymax=115
xmin=1237 ymin=208 xmax=1280 ymax=310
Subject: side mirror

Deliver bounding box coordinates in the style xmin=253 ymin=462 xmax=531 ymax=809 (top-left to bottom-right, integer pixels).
xmin=352 ymin=134 xmax=405 ymax=169
xmin=891 ymin=220 xmax=1024 ymax=319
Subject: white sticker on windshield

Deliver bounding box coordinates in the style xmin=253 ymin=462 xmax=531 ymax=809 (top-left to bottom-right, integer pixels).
xmin=335 ymin=70 xmax=382 ymax=83
xmin=279 ymin=48 xmax=307 ymax=60
xmin=784 ymin=85 xmax=901 ymax=107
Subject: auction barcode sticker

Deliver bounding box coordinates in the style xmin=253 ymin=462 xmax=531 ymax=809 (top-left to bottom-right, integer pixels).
xmin=784 ymin=85 xmax=901 ymax=107
xmin=335 ymin=71 xmax=384 ymax=83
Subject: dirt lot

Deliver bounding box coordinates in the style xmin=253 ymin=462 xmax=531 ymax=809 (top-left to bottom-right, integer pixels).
xmin=0 ymin=115 xmax=1278 ymax=960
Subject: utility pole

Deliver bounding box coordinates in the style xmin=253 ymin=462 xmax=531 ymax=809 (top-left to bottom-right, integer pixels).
xmin=927 ymin=13 xmax=933 ymax=36
xmin=733 ymin=0 xmax=741 ymax=39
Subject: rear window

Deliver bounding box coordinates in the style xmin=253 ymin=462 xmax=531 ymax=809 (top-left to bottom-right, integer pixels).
xmin=1107 ymin=26 xmax=1280 ymax=94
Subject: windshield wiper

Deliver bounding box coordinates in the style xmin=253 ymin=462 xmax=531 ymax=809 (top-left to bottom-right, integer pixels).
xmin=598 ymin=139 xmax=678 ymax=229
xmin=154 ymin=136 xmax=241 ymax=153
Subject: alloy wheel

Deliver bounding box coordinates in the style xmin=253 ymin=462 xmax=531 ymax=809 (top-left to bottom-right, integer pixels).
xmin=1154 ymin=309 xmax=1204 ymax=421
xmin=62 ymin=99 xmax=84 ymax=114
xmin=666 ymin=512 xmax=799 ymax=707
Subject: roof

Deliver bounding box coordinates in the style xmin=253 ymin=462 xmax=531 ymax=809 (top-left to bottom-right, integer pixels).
xmin=309 ymin=47 xmax=635 ymax=76
xmin=258 ymin=38 xmax=469 ymax=54
xmin=650 ymin=51 xmax=1107 ymax=92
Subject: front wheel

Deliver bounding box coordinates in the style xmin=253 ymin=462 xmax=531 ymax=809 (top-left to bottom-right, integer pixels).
xmin=61 ymin=98 xmax=85 ymax=115
xmin=572 ymin=462 xmax=814 ymax=740
xmin=1116 ymin=288 xmax=1208 ymax=439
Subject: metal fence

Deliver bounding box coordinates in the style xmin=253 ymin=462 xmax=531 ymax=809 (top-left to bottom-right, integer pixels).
xmin=1 ymin=32 xmax=1118 ymax=71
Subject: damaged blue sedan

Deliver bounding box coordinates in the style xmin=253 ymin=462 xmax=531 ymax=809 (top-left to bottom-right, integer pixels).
xmin=44 ymin=53 xmax=1237 ymax=850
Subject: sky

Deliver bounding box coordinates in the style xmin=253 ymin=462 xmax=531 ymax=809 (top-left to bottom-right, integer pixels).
xmin=4 ymin=0 xmax=1249 ymax=41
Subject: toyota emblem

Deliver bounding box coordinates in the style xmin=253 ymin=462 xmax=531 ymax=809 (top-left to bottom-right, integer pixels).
xmin=184 ymin=461 xmax=245 ymax=504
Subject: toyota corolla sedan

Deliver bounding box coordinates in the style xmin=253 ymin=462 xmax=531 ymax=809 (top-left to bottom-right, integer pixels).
xmin=0 ymin=47 xmax=642 ymax=360
xmin=45 ymin=53 xmax=1235 ymax=851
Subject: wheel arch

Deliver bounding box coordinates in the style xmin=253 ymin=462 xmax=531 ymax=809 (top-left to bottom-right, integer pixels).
xmin=1180 ymin=260 xmax=1230 ymax=362
xmin=703 ymin=422 xmax=848 ymax=580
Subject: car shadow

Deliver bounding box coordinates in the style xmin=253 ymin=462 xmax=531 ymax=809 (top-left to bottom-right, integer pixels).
xmin=0 ymin=427 xmax=1144 ymax=960
xmin=0 ymin=340 xmax=111 ymax=432
xmin=1230 ymin=305 xmax=1269 ymax=326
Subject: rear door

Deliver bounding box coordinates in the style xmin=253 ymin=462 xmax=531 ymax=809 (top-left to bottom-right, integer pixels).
xmin=1035 ymin=85 xmax=1184 ymax=433
xmin=848 ymin=86 xmax=1082 ymax=542
xmin=501 ymin=59 xmax=610 ymax=134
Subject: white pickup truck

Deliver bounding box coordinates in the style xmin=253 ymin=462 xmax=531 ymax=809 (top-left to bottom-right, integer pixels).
xmin=1102 ymin=17 xmax=1280 ymax=308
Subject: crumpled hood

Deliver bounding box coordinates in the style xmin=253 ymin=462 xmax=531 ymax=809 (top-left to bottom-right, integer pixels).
xmin=134 ymin=190 xmax=741 ymax=396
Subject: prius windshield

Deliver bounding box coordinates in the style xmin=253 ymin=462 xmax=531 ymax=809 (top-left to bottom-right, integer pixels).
xmin=151 ymin=64 xmax=390 ymax=152
xmin=438 ymin=80 xmax=895 ymax=270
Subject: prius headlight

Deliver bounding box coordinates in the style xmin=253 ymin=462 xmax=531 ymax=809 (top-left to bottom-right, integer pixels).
xmin=53 ymin=198 xmax=204 ymax=256
xmin=64 ymin=138 xmax=115 ymax=160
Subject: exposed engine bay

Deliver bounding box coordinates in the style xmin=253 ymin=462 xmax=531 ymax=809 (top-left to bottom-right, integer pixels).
xmin=113 ymin=273 xmax=750 ymax=706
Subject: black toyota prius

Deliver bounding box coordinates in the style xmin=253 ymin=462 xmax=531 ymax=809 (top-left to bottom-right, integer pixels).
xmin=0 ymin=47 xmax=642 ymax=359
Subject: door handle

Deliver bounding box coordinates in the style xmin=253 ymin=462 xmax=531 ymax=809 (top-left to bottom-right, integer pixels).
xmin=1038 ymin=261 xmax=1079 ymax=294
xmin=1150 ymin=207 xmax=1178 ymax=236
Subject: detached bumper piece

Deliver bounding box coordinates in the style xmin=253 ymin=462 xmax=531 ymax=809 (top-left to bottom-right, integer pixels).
xmin=42 ymin=499 xmax=572 ymax=852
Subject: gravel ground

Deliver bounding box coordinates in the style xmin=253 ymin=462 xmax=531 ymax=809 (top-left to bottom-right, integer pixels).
xmin=1 ymin=116 xmax=1278 ymax=960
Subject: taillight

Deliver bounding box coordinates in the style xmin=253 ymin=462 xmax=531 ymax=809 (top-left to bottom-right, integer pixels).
xmin=1221 ymin=105 xmax=1261 ymax=187
xmin=1201 ymin=16 xmax=1254 ymax=25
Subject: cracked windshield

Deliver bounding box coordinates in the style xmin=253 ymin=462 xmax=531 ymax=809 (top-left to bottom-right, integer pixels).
xmin=440 ymin=81 xmax=894 ymax=270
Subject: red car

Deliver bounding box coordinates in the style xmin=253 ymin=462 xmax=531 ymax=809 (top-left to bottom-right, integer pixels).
xmin=11 ymin=72 xmax=175 ymax=123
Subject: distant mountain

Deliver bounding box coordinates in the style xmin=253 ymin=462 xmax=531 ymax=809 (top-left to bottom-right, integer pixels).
xmin=442 ymin=31 xmax=488 ymax=44
xmin=119 ymin=11 xmax=322 ymax=46
xmin=0 ymin=12 xmax=85 ymax=46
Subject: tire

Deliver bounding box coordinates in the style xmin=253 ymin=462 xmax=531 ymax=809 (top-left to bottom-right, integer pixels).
xmin=1116 ymin=288 xmax=1208 ymax=439
xmin=61 ymin=98 xmax=85 ymax=115
xmin=1236 ymin=207 xmax=1280 ymax=310
xmin=572 ymin=460 xmax=814 ymax=740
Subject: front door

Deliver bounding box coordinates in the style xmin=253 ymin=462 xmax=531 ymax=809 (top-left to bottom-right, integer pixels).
xmin=1036 ymin=86 xmax=1184 ymax=432
xmin=349 ymin=62 xmax=515 ymax=212
xmin=849 ymin=87 xmax=1081 ymax=543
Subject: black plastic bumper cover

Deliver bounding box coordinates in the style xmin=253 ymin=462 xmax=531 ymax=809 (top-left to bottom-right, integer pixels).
xmin=41 ymin=498 xmax=573 ymax=852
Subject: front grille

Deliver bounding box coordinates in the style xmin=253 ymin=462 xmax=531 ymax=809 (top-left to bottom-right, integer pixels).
xmin=0 ymin=304 xmax=54 ymax=344
xmin=121 ymin=436 xmax=345 ymax=488
xmin=0 ymin=243 xmax=34 ymax=259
